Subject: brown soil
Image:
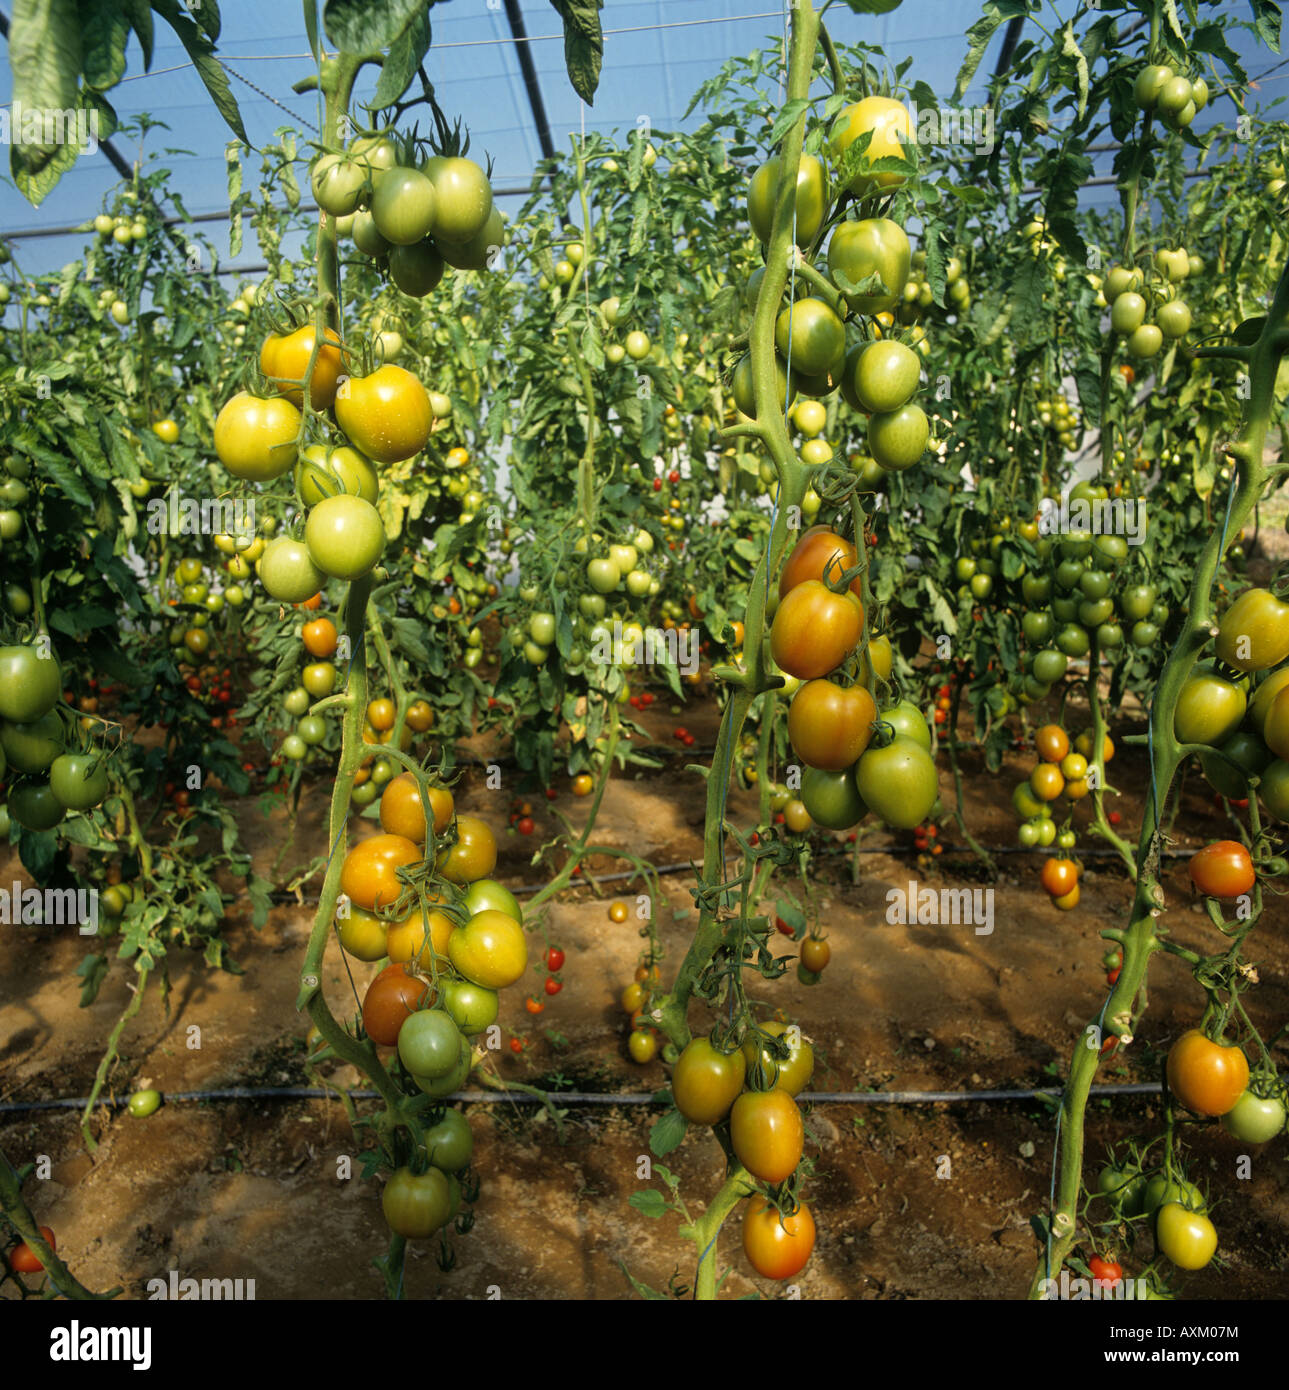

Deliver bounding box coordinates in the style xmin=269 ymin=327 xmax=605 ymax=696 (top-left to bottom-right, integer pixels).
xmin=2 ymin=700 xmax=1287 ymax=1302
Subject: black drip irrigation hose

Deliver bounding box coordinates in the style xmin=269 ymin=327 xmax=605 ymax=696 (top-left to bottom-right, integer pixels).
xmin=257 ymin=841 xmax=1193 ymax=906
xmin=0 ymin=1083 xmax=1163 ymax=1116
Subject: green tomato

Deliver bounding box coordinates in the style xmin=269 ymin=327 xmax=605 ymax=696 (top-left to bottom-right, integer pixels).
xmin=826 ymin=217 xmax=910 ymax=313
xmin=1220 ymin=1089 xmax=1286 ymax=1143
xmin=128 ymin=1089 xmax=162 ymax=1118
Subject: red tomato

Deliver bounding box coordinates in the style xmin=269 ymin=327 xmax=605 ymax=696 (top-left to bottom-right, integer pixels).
xmin=7 ymin=1226 xmax=55 ymax=1274
xmin=1188 ymin=840 xmax=1255 ymax=899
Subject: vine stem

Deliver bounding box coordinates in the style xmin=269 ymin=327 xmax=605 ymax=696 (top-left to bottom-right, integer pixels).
xmin=651 ymin=0 xmax=821 ymax=1300
xmin=1029 ymin=252 xmax=1289 ymax=1297
xmin=0 ymin=1148 xmax=121 ymax=1300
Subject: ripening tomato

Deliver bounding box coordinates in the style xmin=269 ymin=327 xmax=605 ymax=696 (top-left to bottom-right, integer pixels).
xmin=436 ymin=815 xmax=497 ymax=883
xmin=1035 ymin=724 xmax=1070 ymax=763
xmin=1215 ymin=588 xmax=1289 ymax=673
xmin=788 ymin=679 xmax=876 ymax=770
xmin=341 ymin=833 xmax=420 ymax=911
xmin=302 ymin=618 xmax=337 ymax=658
xmin=1030 ymin=763 xmax=1065 ymax=802
xmin=742 ymin=1021 xmax=814 ymax=1095
xmin=1188 ymin=840 xmax=1255 ymax=899
xmin=1040 ymin=857 xmax=1079 ymax=897
xmin=671 ymin=1036 xmax=746 ymax=1125
xmin=1155 ymin=1203 xmax=1217 ymax=1271
xmin=730 ymin=1089 xmax=804 ymax=1183
xmin=337 ymin=905 xmax=390 ymax=961
xmin=854 ymin=736 xmax=938 ymax=829
xmin=362 ymin=963 xmax=429 ymax=1047
xmin=830 ymin=96 xmax=912 ymax=194
xmin=382 ymin=1166 xmax=452 ymax=1238
xmin=448 ymin=909 xmax=528 ymax=989
xmin=6 ymin=1226 xmax=56 ymax=1274
xmin=742 ymin=1195 xmax=815 ymax=1280
xmin=335 ymin=365 xmax=433 ymax=463
xmin=386 ymin=902 xmax=454 ymax=967
xmin=800 ymin=937 xmax=830 ymax=973
xmin=261 ymin=324 xmax=344 ymax=408
xmin=1174 ymin=669 xmax=1247 ymax=747
xmin=214 ymin=392 xmax=301 ymax=482
xmin=295 ymin=443 xmax=379 ymax=507
xmin=380 ymin=773 xmax=454 ymax=843
xmin=827 ymin=217 xmax=910 ymax=314
xmin=406 ymin=699 xmax=434 ymax=732
xmin=1167 ymin=1030 xmax=1249 ymax=1116
xmin=770 ymin=580 xmax=864 ymax=679
xmin=779 ymin=526 xmax=863 ymax=602
xmin=440 ymin=977 xmax=499 ymax=1036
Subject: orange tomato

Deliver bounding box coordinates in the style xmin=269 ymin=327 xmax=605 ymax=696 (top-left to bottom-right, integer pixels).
xmin=1030 ymin=763 xmax=1065 ymax=801
xmin=302 ymin=618 xmax=338 ymax=658
xmin=769 ymin=581 xmax=864 ymax=680
xmin=742 ymin=1195 xmax=815 ymax=1280
xmin=1040 ymin=857 xmax=1079 ymax=897
xmin=341 ymin=833 xmax=420 ymax=910
xmin=1035 ymin=724 xmax=1070 ymax=763
xmin=386 ymin=901 xmax=455 ymax=967
xmin=380 ymin=773 xmax=454 ymax=843
xmin=1166 ymin=1030 xmax=1250 ymax=1116
xmin=778 ymin=526 xmax=862 ymax=602
xmin=1188 ymin=840 xmax=1255 ymax=899
xmin=367 ymin=698 xmax=396 ymax=731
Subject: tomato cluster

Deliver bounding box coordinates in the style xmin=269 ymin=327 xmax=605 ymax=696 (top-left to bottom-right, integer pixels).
xmin=0 ymin=641 xmax=110 ymax=833
xmin=1105 ymin=251 xmax=1194 ymax=361
xmin=1191 ymin=585 xmax=1289 ymax=823
xmin=313 ymin=133 xmax=504 ymax=298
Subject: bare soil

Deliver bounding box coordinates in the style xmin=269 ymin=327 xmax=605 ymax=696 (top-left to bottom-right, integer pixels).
xmin=2 ymin=695 xmax=1287 ymax=1301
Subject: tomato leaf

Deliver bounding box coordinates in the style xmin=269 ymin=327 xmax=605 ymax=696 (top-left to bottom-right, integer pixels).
xmin=151 ymin=0 xmax=248 ymax=145
xmin=373 ymin=9 xmax=431 ymax=108
xmin=302 ymin=0 xmax=320 ymax=63
xmin=647 ymin=1107 xmax=687 ymax=1158
xmin=837 ymin=0 xmax=903 ymax=12
xmin=549 ymin=0 xmax=604 ymax=105
xmin=954 ymin=0 xmax=1029 ymax=102
xmin=80 ymin=1 xmax=131 ymax=91
xmin=322 ymin=0 xmax=424 ymax=54
xmin=766 ymin=99 xmax=811 ymax=151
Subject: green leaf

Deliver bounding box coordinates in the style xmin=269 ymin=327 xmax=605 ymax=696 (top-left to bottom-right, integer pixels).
xmin=838 ymin=0 xmax=903 ymax=12
xmin=648 ymin=1107 xmax=687 ymax=1157
xmin=303 ymin=0 xmax=320 ymax=62
xmin=549 ymin=0 xmax=604 ymax=105
xmin=954 ymin=0 xmax=1028 ymax=101
xmin=8 ymin=0 xmax=82 ymax=192
xmin=121 ymin=0 xmax=154 ymax=68
xmin=766 ymin=98 xmax=811 ymax=150
xmin=618 ymin=1262 xmax=670 ymax=1300
xmin=151 ymin=0 xmax=248 ymax=144
xmin=629 ymin=1189 xmax=670 ymax=1218
xmin=373 ymin=9 xmax=431 ymax=108
xmin=1247 ymin=0 xmax=1282 ymax=54
xmin=79 ymin=0 xmax=131 ymax=90
xmin=323 ymin=0 xmax=425 ymax=55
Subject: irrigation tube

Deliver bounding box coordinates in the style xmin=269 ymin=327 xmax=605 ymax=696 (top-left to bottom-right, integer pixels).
xmin=0 ymin=1082 xmax=1163 ymax=1115
xmin=255 ymin=841 xmax=1191 ymax=907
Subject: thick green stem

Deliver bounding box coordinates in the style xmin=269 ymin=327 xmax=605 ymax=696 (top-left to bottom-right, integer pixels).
xmin=1030 ymin=254 xmax=1289 ymax=1296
